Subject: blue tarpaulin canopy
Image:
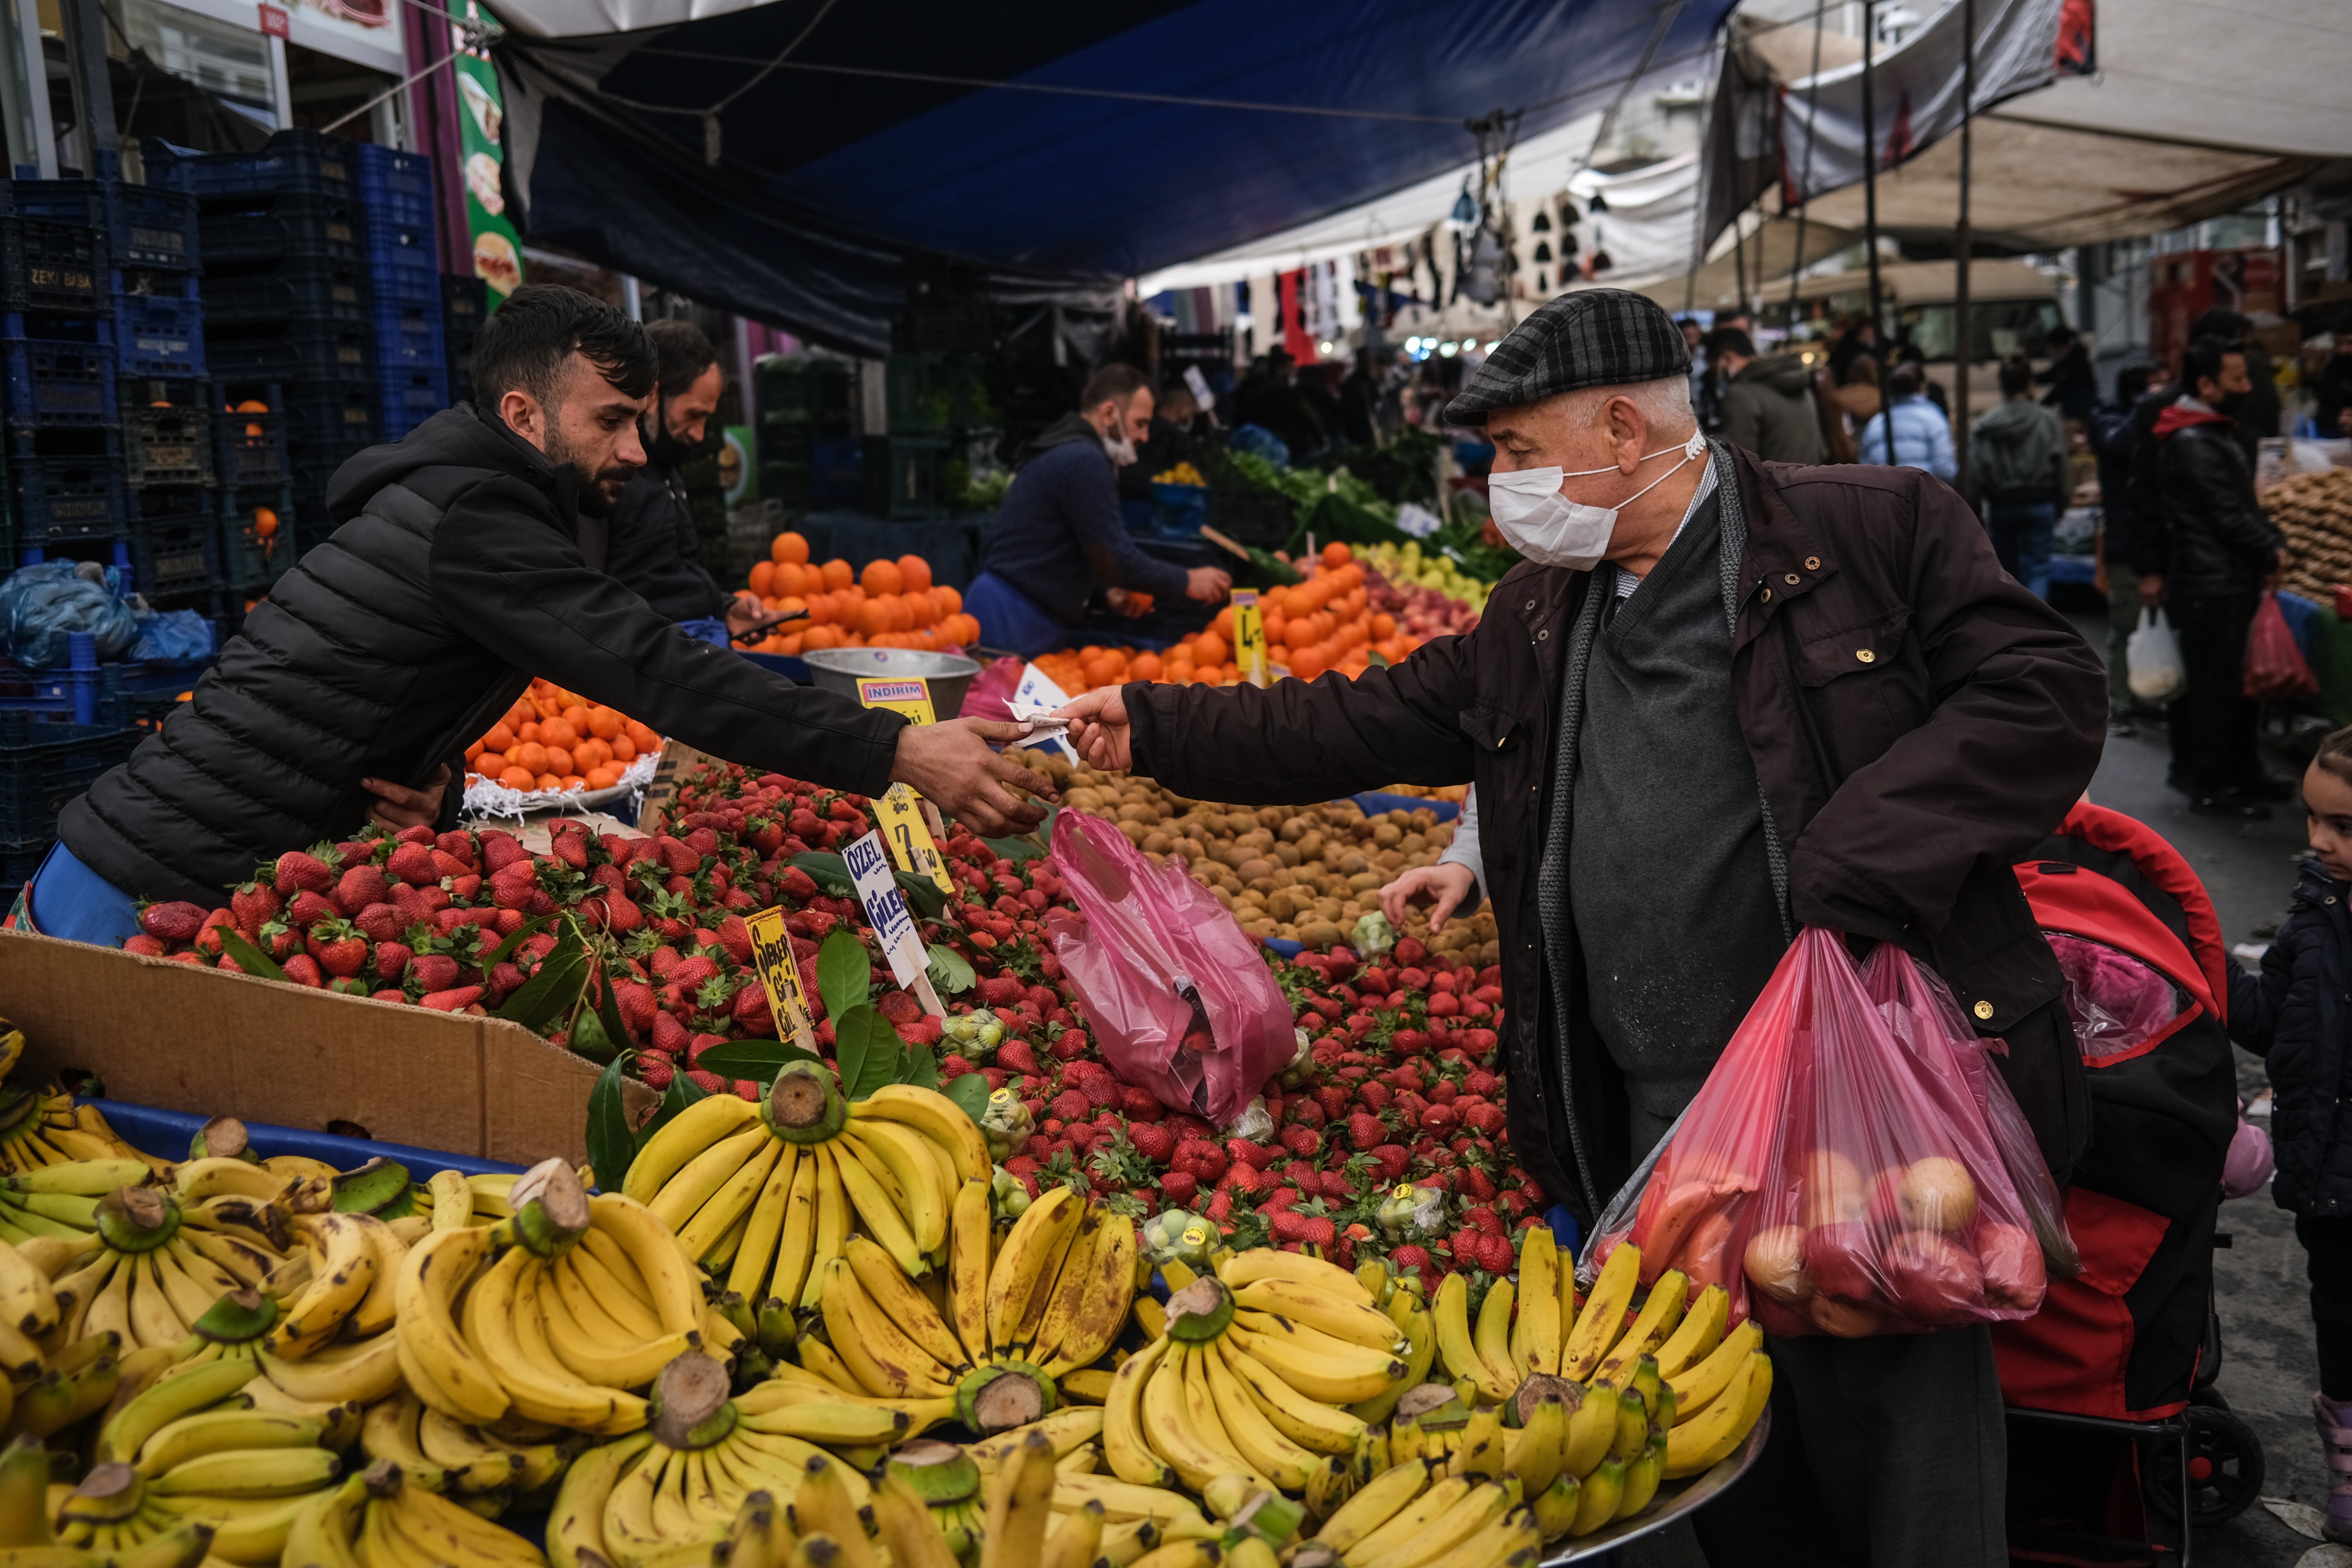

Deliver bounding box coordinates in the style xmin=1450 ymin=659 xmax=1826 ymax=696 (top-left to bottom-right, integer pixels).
xmin=493 ymin=0 xmax=1738 ymax=355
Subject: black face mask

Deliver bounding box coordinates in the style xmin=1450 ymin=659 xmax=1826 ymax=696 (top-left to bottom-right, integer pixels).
xmin=642 ymin=398 xmax=714 ymax=468
xmin=2214 ymin=391 xmax=2246 ymax=420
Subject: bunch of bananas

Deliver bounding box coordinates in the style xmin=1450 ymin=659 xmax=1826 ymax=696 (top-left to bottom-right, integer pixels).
xmin=42 ymin=1183 xmax=290 ymax=1355
xmin=0 ymin=1330 xmax=118 ymax=1444
xmin=0 ymin=1089 xmax=141 ymax=1180
xmin=394 ymin=1160 xmax=707 ymax=1436
xmin=624 ymin=1068 xmax=990 ymax=1307
xmin=1106 ymin=1253 xmax=1408 ymax=1497
xmin=1304 ymin=1462 xmax=1539 ymax=1568
xmin=281 ymin=1456 xmax=547 ymax=1567
xmin=811 ymin=1182 xmax=1134 ymax=1433
xmin=58 ymin=1354 xmax=348 ymax=1564
xmin=0 ymin=1435 xmax=211 ymax=1568
xmin=357 ymin=1388 xmax=574 ymax=1510
xmin=548 ymin=1354 xmax=891 ymax=1568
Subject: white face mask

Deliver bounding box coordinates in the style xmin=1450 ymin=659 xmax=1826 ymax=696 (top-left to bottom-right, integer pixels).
xmin=1485 ymin=431 xmax=1708 ymax=570
xmin=1103 ymin=429 xmax=1138 ymax=466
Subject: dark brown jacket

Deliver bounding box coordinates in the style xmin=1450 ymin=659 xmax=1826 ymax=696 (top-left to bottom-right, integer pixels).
xmin=1128 ymin=446 xmax=2106 ymax=1219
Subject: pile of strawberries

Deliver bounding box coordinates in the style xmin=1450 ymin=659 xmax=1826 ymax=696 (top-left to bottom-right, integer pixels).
xmin=119 ymin=755 xmax=1545 ymax=1283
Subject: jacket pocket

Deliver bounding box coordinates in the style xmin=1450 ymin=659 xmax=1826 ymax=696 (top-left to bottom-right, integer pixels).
xmin=1458 ymin=701 xmax=1521 ymax=754
xmin=1793 ymin=607 xmax=1912 ymax=687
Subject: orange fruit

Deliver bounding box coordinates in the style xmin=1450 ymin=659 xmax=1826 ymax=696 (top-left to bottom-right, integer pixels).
xmin=1213 ymin=605 xmax=1237 ymax=640
xmin=821 ymin=558 xmax=853 ymax=591
xmin=234 ymin=399 xmax=270 ymax=414
xmin=542 ymin=718 xmax=580 ymax=749
xmin=252 ymin=508 xmax=278 ymax=539
xmin=479 ymin=723 xmax=514 ymax=755
xmin=772 ymin=531 xmax=810 ymax=565
xmin=1193 ymin=631 xmax=1227 ymax=667
xmin=588 ymin=706 xmax=623 ymax=740
xmin=862 ymin=559 xmax=904 ymax=596
xmin=749 ymin=561 xmax=775 ymax=596
xmin=499 ymin=766 xmax=536 ymax=790
xmin=858 ymin=600 xmax=894 ymax=638
xmin=1290 ymin=646 xmax=1328 ymax=680
xmin=1323 ymin=541 xmax=1352 ymax=568
xmin=777 ymin=633 xmax=804 ymax=655
xmin=513 ymin=741 xmax=549 ymax=775
xmin=609 ymin=733 xmax=637 ymax=760
xmin=535 ymin=773 xmax=562 ymax=792
xmin=935 ymin=584 xmax=963 ymax=615
xmin=585 ymin=766 xmax=618 ymax=789
xmin=1371 ymin=612 xmax=1396 ymax=640
xmin=897 ymin=554 xmax=933 ymax=593
xmin=1130 ymin=651 xmax=1164 ymax=681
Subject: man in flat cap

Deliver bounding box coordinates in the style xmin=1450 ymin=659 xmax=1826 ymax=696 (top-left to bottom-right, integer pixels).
xmin=1061 ymin=289 xmax=2104 ymax=1565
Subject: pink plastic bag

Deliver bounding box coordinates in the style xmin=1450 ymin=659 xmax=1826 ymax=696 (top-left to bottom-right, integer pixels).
xmin=2245 ymin=591 xmax=2318 ymax=702
xmin=959 ymin=656 xmax=1025 ymax=723
xmin=1043 ymin=810 xmax=1293 ymax=1125
xmin=1586 ymin=928 xmax=2052 ymax=1336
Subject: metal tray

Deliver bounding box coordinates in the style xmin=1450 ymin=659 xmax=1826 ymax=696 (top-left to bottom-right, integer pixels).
xmin=1539 ymin=1406 xmax=1771 ymax=1563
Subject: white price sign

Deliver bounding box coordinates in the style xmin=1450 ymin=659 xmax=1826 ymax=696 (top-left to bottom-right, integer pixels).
xmin=842 ymin=830 xmax=928 ymax=991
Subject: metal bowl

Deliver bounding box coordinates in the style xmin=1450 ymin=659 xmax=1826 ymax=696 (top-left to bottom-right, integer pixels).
xmin=799 ymin=647 xmax=983 ymax=720
xmin=1538 ymin=1405 xmax=1772 ymax=1562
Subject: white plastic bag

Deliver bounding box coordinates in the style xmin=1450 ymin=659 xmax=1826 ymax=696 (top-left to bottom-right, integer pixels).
xmin=2127 ymin=608 xmax=2185 ymax=703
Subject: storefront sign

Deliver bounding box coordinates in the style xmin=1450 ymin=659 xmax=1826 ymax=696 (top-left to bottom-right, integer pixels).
xmin=257 ymin=4 xmax=288 ymax=37
xmin=742 ymin=905 xmax=816 ymax=1049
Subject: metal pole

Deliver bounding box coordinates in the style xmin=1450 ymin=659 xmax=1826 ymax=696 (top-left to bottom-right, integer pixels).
xmin=1953 ymin=0 xmax=1975 ymax=502
xmin=1862 ymin=0 xmax=1885 ymax=363
xmin=1787 ymin=2 xmax=1826 ymax=318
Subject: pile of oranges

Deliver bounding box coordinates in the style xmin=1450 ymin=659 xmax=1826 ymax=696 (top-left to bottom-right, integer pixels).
xmin=463 ymin=679 xmax=662 ymax=794
xmin=737 ymin=533 xmax=981 ymax=655
xmin=1031 ymin=544 xmax=1421 ymax=693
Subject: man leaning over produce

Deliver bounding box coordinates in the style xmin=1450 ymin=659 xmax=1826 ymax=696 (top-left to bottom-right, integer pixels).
xmin=24 ymin=285 xmax=1053 ymax=942
xmin=1060 ymin=289 xmax=2105 ymax=1568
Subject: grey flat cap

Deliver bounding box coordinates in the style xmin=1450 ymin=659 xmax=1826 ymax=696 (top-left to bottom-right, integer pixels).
xmin=1444 ymin=289 xmax=1693 ymax=427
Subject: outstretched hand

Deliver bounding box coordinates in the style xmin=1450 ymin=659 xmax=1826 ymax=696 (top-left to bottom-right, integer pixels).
xmin=1380 ymin=862 xmax=1476 ymax=933
xmin=891 ymin=719 xmax=1057 ymax=837
xmin=1056 ymin=689 xmax=1132 ymax=772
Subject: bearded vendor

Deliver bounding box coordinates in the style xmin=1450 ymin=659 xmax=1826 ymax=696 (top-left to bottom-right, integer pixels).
xmin=1057 ymin=290 xmax=2104 ymax=1566
xmin=966 ymin=365 xmax=1230 ymax=657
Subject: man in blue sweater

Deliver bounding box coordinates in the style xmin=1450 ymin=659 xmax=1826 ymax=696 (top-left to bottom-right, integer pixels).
xmin=967 ymin=365 xmax=1231 ymax=656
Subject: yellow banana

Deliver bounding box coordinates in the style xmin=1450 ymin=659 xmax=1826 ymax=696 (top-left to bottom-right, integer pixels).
xmin=677 ymin=1138 xmax=784 ymax=1268
xmin=1102 ymin=1337 xmax=1178 ymax=1488
xmin=546 ymin=1429 xmax=651 ymax=1568
xmin=985 ymin=1188 xmax=1079 ymax=1358
xmin=1042 ymin=1212 xmax=1135 ymax=1377
xmin=393 ymin=1227 xmax=508 ymax=1426
xmin=1560 ymin=1245 xmax=1639 ymax=1383
xmin=842 ymin=1238 xmax=969 ymax=1373
xmin=1230 ymin=1280 xmax=1402 ymax=1353
xmin=1592 ymin=1271 xmax=1686 ymax=1390
xmin=815 ymin=1259 xmax=956 ymax=1399
xmin=270 ymin=1216 xmax=377 ymax=1358
xmin=426 ymin=1171 xmax=473 ymax=1231
xmin=1559 ymin=1381 xmax=1619 ymax=1480
xmin=1504 ymin=1391 xmax=1568 ymax=1498
xmin=587 ymin=1195 xmax=704 ymax=1337
xmin=802 ymin=1147 xmax=851 ymax=1312
xmin=724 ymin=1142 xmax=801 ymax=1303
xmin=1652 ymin=1285 xmax=1728 ymax=1380
xmin=1472 ymin=1279 xmax=1517 ymax=1395
xmin=464 ymin=1251 xmax=645 ymax=1435
xmin=841 ymin=1120 xmax=948 ymax=1256
xmin=1664 ymin=1319 xmax=1762 ymax=1422
xmin=1663 ymin=1352 xmax=1769 ymax=1479
xmin=1512 ymin=1229 xmax=1560 ymax=1380
xmin=1213 ymin=1338 xmax=1364 ymax=1455
xmin=1227 ymin=1321 xmax=1407 ymax=1405
xmin=829 ymin=1138 xmax=925 ymax=1276
xmin=853 ymin=1085 xmax=991 ymax=1184
xmin=645 ymin=1123 xmax=770 ymax=1234
xmin=1197 ymin=1335 xmax=1318 ymax=1490
xmin=257 ymin=1334 xmax=402 ymax=1408
xmin=624 ymin=1093 xmax=761 ymax=1204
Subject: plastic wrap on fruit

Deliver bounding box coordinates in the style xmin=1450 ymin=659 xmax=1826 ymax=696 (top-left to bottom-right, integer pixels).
xmin=989 ymin=1163 xmax=1033 ymax=1219
xmin=1376 ymin=1179 xmax=1447 ymax=1242
xmin=1141 ymin=1209 xmax=1213 ymax=1271
xmin=1351 ymin=909 xmax=1397 ymax=957
xmin=980 ymin=1087 xmax=1033 ymax=1161
xmin=1223 ymin=1095 xmax=1275 ymax=1142
xmin=1277 ymin=1027 xmax=1314 ymax=1090
xmin=942 ymin=1011 xmax=1006 ymax=1052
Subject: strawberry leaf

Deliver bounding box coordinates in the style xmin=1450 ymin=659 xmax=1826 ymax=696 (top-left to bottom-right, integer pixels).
xmin=896 ymin=1044 xmax=940 ymax=1089
xmin=694 ymin=1038 xmax=822 ymax=1083
xmin=925 ymin=943 xmax=975 ymax=996
xmin=815 ymin=928 xmax=869 ymax=1022
xmin=639 ymin=1067 xmax=708 ymax=1147
xmin=790 ymin=851 xmax=856 ymax=897
xmin=214 ymin=928 xmax=289 ymax=984
xmin=481 ymin=913 xmax=558 ymax=974
xmin=832 ymin=1005 xmax=904 ymax=1100
xmin=943 ymin=1072 xmax=990 ymax=1125
xmin=496 ymin=923 xmax=588 ymax=1030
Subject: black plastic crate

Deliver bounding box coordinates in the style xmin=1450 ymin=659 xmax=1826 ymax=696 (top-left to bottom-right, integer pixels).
xmin=203 ymin=323 xmax=372 ymax=383
xmin=113 ymin=285 xmax=204 ymax=378
xmin=198 ymin=191 xmax=365 ymax=270
xmin=0 ymin=219 xmax=104 ymax=314
xmin=219 ymin=487 xmax=294 ymax=591
xmin=355 ymin=146 xmax=433 ymax=224
xmin=884 ymin=352 xmax=988 ymax=435
xmin=201 ymin=260 xmax=369 ymax=329
xmin=10 ymin=178 xmax=199 ymax=272
xmin=283 ymin=387 xmax=377 ymax=452
xmin=123 ymin=510 xmax=220 ymax=596
xmin=214 ymin=387 xmax=286 ymax=487
xmin=1210 ymin=488 xmax=1293 ymax=550
xmin=3 ymin=337 xmax=116 ymax=429
xmin=10 ymin=434 xmax=124 ymax=545
xmin=121 ymin=395 xmax=211 ymax=487
xmin=175 ymin=130 xmax=357 ymax=206
xmin=0 ymin=714 xmax=138 ymax=842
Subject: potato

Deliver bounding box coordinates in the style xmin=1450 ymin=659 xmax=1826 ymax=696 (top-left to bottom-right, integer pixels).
xmin=1297 ymin=920 xmax=1345 ymax=949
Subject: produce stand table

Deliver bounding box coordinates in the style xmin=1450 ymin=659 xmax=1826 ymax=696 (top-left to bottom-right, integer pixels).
xmin=86 ymin=1097 xmax=523 ymax=1178
xmin=1540 ymin=1409 xmax=1771 ymax=1562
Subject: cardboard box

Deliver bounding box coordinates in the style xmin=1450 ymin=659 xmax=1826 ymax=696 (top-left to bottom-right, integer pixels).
xmin=0 ymin=930 xmax=657 ymax=1165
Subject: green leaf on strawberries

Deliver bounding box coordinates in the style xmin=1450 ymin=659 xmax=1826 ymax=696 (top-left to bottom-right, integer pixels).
xmin=896 ymin=1044 xmax=940 ymax=1089
xmin=893 ymin=871 xmax=948 ymax=921
xmin=481 ymin=913 xmax=557 ymax=974
xmin=585 ymin=1049 xmax=637 ymax=1193
xmin=566 ymin=994 xmax=618 ymax=1064
xmin=925 ymin=943 xmax=975 ymax=996
xmin=980 ymin=804 xmax=1058 ymax=864
xmin=214 ymin=928 xmax=290 ymax=984
xmin=496 ymin=922 xmax=588 ymax=1029
xmin=694 ymin=1038 xmax=822 ymax=1083
xmin=944 ymin=1072 xmax=990 ymax=1124
xmin=832 ymin=1005 xmax=905 ymax=1100
xmin=790 ymin=851 xmax=856 ymax=897
xmin=815 ymin=928 xmax=870 ymax=1021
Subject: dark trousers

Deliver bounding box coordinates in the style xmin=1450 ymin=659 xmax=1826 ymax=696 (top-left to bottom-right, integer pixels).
xmin=2167 ymin=591 xmax=2260 ymax=795
xmin=1984 ymin=498 xmax=2058 ymax=602
xmin=2299 ymin=1215 xmax=2352 ymax=1401
xmin=1692 ymin=1328 xmax=2008 ymax=1568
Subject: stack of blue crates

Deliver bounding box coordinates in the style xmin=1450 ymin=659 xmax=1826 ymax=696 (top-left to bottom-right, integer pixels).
xmin=355 ymin=147 xmax=446 ymax=442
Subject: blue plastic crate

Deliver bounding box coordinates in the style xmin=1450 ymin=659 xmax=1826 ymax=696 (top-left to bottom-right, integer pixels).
xmin=0 ymin=218 xmax=104 ymax=314
xmin=113 ymin=288 xmax=204 ymax=377
xmin=11 ymin=438 xmax=124 ymax=545
xmin=371 ymin=295 xmax=445 ymax=371
xmin=377 ymin=368 xmax=447 ymax=439
xmin=174 ymin=130 xmax=357 ymax=205
xmin=3 ymin=337 xmax=115 ymax=429
xmin=11 ymin=178 xmax=199 ymax=272
xmin=354 ymin=146 xmax=435 ymax=229
xmin=205 ymin=323 xmax=371 ymax=383
xmin=283 ymin=386 xmax=377 ymax=452
xmin=88 ymin=1099 xmax=524 ymax=1179
xmin=0 ymin=712 xmax=138 ymax=841
xmin=198 ymin=191 xmax=365 ymax=269
xmin=202 ymin=260 xmax=368 ymax=329
xmin=368 ymin=266 xmax=441 ymax=309
xmin=364 ymin=218 xmax=438 ymax=276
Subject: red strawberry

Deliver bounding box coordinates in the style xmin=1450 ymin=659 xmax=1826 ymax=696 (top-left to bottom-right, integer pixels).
xmin=281 ymin=953 xmax=325 ymax=988
xmin=333 ymin=865 xmax=389 ymax=917
xmin=686 ymin=1069 xmax=726 ymax=1095
xmin=1390 ymin=1243 xmax=1433 ymax=1276
xmin=637 ymin=1054 xmax=677 ymax=1090
xmin=1129 ymin=1124 xmax=1178 ymax=1164
xmin=478 ymin=831 xmax=530 ymax=873
xmin=1051 ymin=1090 xmax=1090 ymax=1123
xmin=124 ymin=933 xmax=168 ymax=957
xmin=1225 ymin=1164 xmax=1267 ymax=1197
xmin=231 ymin=880 xmax=280 ymax=935
xmin=1206 ymin=1190 xmax=1234 ymax=1224
xmin=1119 ymin=1087 xmax=1165 ymax=1121
xmin=1370 ymin=1144 xmax=1411 ymax=1183
xmin=386 ymin=843 xmax=439 ymax=887
xmin=652 ymin=1012 xmax=692 ymax=1055
xmin=306 ymin=921 xmax=368 ymax=977
xmin=286 ymin=890 xmax=337 ymax=930
xmin=1316 ymin=1170 xmax=1354 ymax=1202
xmin=668 ymin=955 xmax=722 ymax=994
xmin=1228 ymin=1139 xmax=1280 ymax=1171
xmin=1271 ymin=1210 xmax=1336 ymax=1246
xmin=488 ymin=862 xmax=540 ymax=911
xmin=546 ymin=830 xmax=589 ymax=870
xmin=373 ymin=943 xmax=413 ymax=982
xmin=1464 ymin=1102 xmax=1507 ymax=1137
xmin=138 ymin=900 xmax=208 ymax=944
xmin=1462 ymin=1206 xmax=1504 ymax=1235
xmin=1279 ymin=1125 xmax=1321 ymax=1158
xmin=876 ymin=989 xmax=923 ymax=1024
xmin=409 ymin=954 xmax=461 ymax=992
xmin=420 ymin=986 xmax=485 ymax=1012
xmin=1345 ymin=1113 xmax=1387 ymax=1151
xmin=733 ymin=986 xmax=775 ymax=1034
xmin=1159 ymin=1171 xmax=1199 ymax=1206
xmin=488 ymin=962 xmax=525 ymax=1000
xmin=1077 ymin=1074 xmax=1120 ymax=1110
xmin=274 ymin=850 xmax=337 ymax=894
xmin=1174 ymin=1139 xmax=1228 ymax=1182
xmin=715 ymin=915 xmax=753 ymax=966
xmin=997 ymin=1040 xmax=1041 ymax=1075
xmin=353 ymin=903 xmax=404 ymax=944
xmin=1475 ymin=1231 xmax=1516 ymax=1272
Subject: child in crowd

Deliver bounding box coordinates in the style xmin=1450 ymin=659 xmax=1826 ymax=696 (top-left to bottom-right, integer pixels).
xmin=2228 ymin=723 xmax=2352 ymax=1542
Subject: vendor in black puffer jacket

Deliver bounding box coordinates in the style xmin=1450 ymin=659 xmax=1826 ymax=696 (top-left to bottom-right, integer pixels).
xmin=34 ymin=287 xmax=1052 ymax=940
xmin=2228 ymin=725 xmax=2352 ymax=1544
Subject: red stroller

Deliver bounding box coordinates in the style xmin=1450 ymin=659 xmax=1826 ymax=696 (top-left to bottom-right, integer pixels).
xmin=1999 ymin=802 xmax=2259 ymax=1564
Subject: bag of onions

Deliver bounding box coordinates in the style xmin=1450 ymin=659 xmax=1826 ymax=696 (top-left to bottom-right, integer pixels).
xmin=1579 ymin=927 xmax=2070 ymax=1337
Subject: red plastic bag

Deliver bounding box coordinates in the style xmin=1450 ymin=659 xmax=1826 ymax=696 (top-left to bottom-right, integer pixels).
xmin=959 ymin=656 xmax=1025 ymax=723
xmin=2245 ymin=591 xmax=2317 ymax=702
xmin=1042 ymin=810 xmax=1293 ymax=1125
xmin=1585 ymin=928 xmax=2053 ymax=1336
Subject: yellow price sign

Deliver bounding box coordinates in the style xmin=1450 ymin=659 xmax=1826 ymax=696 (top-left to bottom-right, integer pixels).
xmin=743 ymin=905 xmax=816 ymax=1048
xmin=1231 ymin=590 xmax=1267 ymax=688
xmin=876 ymin=783 xmax=954 ymax=893
xmin=855 ymin=677 xmax=937 ymax=726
